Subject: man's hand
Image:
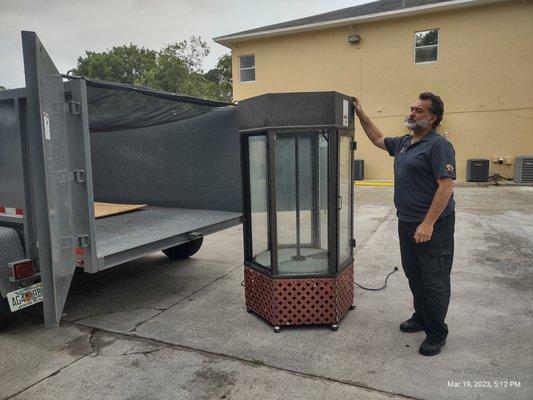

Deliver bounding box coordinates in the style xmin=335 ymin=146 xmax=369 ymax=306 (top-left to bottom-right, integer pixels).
xmin=414 ymin=221 xmax=434 ymax=243
xmin=352 ymin=96 xmax=386 ymax=150
xmin=353 ymin=97 xmax=364 ymax=118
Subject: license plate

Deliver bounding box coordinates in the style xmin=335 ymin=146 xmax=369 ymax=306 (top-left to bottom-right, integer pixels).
xmin=7 ymin=282 xmax=43 ymax=312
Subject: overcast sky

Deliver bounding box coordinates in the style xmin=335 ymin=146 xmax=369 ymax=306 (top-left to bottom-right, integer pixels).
xmin=0 ymin=0 xmax=371 ymax=89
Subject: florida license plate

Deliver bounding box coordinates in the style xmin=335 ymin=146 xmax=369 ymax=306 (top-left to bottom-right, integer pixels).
xmin=7 ymin=282 xmax=43 ymax=312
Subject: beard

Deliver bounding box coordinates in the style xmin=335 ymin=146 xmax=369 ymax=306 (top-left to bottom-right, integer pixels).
xmin=404 ymin=116 xmax=431 ymax=131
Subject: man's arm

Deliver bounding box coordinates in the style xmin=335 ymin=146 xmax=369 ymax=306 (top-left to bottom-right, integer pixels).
xmin=414 ymin=177 xmax=454 ymax=243
xmin=353 ymin=97 xmax=386 ymax=151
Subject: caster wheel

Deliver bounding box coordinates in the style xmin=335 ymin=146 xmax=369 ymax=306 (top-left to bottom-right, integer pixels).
xmin=331 ymin=324 xmax=339 ymax=331
xmin=274 ymin=326 xmax=281 ymax=333
xmin=349 ymin=305 xmax=356 ymax=310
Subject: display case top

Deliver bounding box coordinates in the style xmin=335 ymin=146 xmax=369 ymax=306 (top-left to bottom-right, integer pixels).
xmin=237 ymin=92 xmax=355 ymax=132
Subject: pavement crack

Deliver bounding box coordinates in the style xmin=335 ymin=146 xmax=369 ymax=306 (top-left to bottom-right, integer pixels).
xmin=5 ymin=330 xmax=95 ymax=400
xmin=126 ymin=263 xmax=244 ymax=334
xmin=123 ymin=347 xmax=166 ymax=357
xmin=67 ymin=323 xmax=418 ymax=400
xmin=88 ymin=327 xmax=100 ymax=357
xmin=69 ymin=306 xmax=165 ymax=323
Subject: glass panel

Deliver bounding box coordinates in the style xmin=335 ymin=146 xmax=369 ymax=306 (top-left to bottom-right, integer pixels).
xmin=338 ymin=136 xmax=352 ymax=266
xmin=276 ymin=132 xmax=328 ymax=276
xmin=240 ymin=55 xmax=255 ymax=69
xmin=240 ymin=68 xmax=255 ymax=82
xmin=415 ymin=46 xmax=438 ymax=63
xmin=415 ymin=30 xmax=438 ymax=47
xmin=248 ymin=136 xmax=270 ymax=268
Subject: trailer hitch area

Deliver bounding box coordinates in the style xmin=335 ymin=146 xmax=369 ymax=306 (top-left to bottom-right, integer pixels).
xmin=187 ymin=231 xmax=203 ymax=240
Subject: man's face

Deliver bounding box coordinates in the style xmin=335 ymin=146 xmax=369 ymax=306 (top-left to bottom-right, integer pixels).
xmin=404 ymin=99 xmax=436 ymax=131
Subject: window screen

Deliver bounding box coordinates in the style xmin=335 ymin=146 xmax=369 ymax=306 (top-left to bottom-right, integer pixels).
xmin=239 ymin=55 xmax=255 ymax=82
xmin=414 ymin=29 xmax=439 ymax=63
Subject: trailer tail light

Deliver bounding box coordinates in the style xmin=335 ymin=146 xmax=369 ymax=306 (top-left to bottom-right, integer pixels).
xmin=0 ymin=205 xmax=24 ymax=219
xmin=8 ymin=259 xmax=35 ymax=282
xmin=75 ymin=247 xmax=85 ymax=267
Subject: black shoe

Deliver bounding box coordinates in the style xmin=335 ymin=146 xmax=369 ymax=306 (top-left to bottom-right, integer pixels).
xmin=419 ymin=338 xmax=446 ymax=356
xmin=399 ymin=317 xmax=425 ymax=333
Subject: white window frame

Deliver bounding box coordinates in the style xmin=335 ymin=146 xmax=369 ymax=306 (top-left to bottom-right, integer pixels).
xmin=239 ymin=54 xmax=256 ymax=83
xmin=414 ymin=29 xmax=439 ymax=65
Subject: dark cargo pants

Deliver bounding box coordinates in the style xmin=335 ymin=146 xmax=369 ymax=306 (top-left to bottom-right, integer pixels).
xmin=398 ymin=211 xmax=455 ymax=342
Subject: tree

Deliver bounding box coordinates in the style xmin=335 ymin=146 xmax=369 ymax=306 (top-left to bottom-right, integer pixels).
xmin=73 ymin=37 xmax=232 ymax=102
xmin=0 ymin=85 xmax=6 ymax=91
xmin=205 ymin=54 xmax=232 ymax=101
xmin=74 ymin=45 xmax=157 ymax=86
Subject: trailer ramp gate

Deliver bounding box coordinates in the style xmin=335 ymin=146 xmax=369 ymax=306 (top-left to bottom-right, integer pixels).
xmin=21 ymin=31 xmax=234 ymax=327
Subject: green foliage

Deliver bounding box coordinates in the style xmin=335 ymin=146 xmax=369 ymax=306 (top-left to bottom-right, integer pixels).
xmin=0 ymin=85 xmax=6 ymax=91
xmin=74 ymin=44 xmax=157 ymax=86
xmin=74 ymin=37 xmax=232 ymax=102
xmin=205 ymin=54 xmax=232 ymax=102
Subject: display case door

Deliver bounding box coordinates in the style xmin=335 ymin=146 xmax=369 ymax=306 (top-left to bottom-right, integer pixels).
xmin=337 ymin=131 xmax=354 ymax=269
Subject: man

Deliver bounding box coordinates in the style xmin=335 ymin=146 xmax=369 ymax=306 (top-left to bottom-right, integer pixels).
xmin=353 ymin=92 xmax=455 ymax=356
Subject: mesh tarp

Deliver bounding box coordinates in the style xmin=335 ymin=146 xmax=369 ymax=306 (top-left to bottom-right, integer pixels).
xmin=66 ymin=76 xmax=231 ymax=132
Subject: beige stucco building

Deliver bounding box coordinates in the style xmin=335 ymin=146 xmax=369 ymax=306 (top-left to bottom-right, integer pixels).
xmin=215 ymin=0 xmax=533 ymax=181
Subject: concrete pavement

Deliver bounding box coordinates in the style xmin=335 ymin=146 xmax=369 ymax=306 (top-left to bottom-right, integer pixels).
xmin=1 ymin=186 xmax=531 ymax=400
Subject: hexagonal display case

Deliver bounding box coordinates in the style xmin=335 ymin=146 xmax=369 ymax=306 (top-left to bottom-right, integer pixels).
xmin=238 ymin=92 xmax=356 ymax=332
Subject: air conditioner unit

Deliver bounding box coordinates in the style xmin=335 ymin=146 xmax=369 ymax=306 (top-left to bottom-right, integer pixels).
xmin=514 ymin=156 xmax=533 ymax=183
xmin=466 ymin=159 xmax=489 ymax=182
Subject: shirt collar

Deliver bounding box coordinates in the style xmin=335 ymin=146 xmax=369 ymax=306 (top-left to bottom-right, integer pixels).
xmin=409 ymin=128 xmax=437 ymax=145
xmin=419 ymin=129 xmax=437 ymax=142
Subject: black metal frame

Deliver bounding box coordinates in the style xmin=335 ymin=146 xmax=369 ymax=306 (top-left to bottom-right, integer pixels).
xmin=337 ymin=129 xmax=355 ymax=273
xmin=241 ymin=125 xmax=354 ymax=278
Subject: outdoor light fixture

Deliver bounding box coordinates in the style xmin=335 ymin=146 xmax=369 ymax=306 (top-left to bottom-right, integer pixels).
xmin=238 ymin=92 xmax=356 ymax=332
xmin=348 ymin=34 xmax=361 ymax=44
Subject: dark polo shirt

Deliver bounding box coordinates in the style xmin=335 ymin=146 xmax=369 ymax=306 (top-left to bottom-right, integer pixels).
xmin=384 ymin=129 xmax=456 ymax=222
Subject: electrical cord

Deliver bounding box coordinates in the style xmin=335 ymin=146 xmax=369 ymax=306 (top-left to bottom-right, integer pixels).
xmin=241 ymin=267 xmax=399 ymax=291
xmin=489 ymin=173 xmax=513 ymax=183
xmin=354 ymin=267 xmax=398 ymax=291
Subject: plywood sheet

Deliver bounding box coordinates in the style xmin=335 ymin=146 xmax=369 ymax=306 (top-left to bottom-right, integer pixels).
xmin=94 ymin=202 xmax=146 ymax=219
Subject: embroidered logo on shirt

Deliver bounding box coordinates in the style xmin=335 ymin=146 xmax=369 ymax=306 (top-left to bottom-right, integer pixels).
xmin=445 ymin=164 xmax=455 ymax=173
xmin=400 ymin=146 xmax=407 ymax=154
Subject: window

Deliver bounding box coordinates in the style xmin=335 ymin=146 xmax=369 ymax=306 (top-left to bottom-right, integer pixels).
xmin=414 ymin=29 xmax=439 ymax=64
xmin=239 ymin=55 xmax=255 ymax=82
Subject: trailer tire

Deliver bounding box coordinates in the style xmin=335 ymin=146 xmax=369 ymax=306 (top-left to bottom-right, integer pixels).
xmin=0 ymin=297 xmax=18 ymax=329
xmin=162 ymin=238 xmax=203 ymax=260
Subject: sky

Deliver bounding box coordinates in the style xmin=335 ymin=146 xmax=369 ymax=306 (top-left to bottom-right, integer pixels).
xmin=0 ymin=0 xmax=370 ymax=89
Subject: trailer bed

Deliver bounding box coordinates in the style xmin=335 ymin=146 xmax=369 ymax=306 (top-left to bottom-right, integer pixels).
xmin=94 ymin=206 xmax=241 ymax=270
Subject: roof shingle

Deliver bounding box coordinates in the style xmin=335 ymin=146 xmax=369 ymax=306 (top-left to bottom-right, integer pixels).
xmin=227 ymin=0 xmax=453 ymax=37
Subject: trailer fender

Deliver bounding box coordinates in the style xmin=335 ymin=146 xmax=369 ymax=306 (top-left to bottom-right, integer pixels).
xmin=0 ymin=226 xmax=25 ymax=298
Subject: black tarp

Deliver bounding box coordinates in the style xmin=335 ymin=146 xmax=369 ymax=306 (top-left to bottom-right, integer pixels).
xmin=65 ymin=76 xmax=231 ymax=132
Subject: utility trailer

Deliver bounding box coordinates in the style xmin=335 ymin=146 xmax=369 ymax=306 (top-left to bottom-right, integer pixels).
xmin=0 ymin=32 xmax=242 ymax=328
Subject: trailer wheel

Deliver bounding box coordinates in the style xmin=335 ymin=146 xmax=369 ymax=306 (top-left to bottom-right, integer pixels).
xmin=0 ymin=297 xmax=18 ymax=329
xmin=162 ymin=238 xmax=203 ymax=260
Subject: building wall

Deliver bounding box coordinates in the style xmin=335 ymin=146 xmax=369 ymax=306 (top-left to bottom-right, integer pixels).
xmin=229 ymin=0 xmax=533 ymax=180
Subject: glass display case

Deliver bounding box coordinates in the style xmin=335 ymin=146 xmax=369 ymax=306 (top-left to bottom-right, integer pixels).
xmin=239 ymin=92 xmax=355 ymax=332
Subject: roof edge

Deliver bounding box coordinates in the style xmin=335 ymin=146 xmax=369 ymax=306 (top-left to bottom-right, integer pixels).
xmin=214 ymin=0 xmax=507 ymax=47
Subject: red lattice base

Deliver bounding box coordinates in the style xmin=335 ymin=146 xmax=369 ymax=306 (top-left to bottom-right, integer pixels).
xmin=244 ymin=264 xmax=354 ymax=327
